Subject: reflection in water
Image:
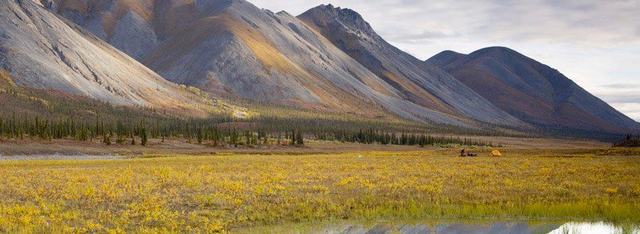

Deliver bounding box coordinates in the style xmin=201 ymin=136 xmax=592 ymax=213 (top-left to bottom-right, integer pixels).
xmin=238 ymin=221 xmax=640 ymax=234
xmin=315 ymin=222 xmax=561 ymax=234
xmin=549 ymin=222 xmax=640 ymax=234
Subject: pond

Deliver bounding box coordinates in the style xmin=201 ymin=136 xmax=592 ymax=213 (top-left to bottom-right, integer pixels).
xmin=236 ymin=220 xmax=640 ymax=234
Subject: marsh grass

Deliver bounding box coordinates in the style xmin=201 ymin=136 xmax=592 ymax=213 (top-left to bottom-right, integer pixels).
xmin=0 ymin=149 xmax=639 ymax=232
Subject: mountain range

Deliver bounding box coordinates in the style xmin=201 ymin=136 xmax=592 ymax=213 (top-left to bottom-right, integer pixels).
xmin=1 ymin=0 xmax=638 ymax=136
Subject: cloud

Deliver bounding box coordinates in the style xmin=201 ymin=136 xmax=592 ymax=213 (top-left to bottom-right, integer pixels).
xmin=441 ymin=0 xmax=640 ymax=46
xmin=598 ymin=92 xmax=640 ymax=104
xmin=601 ymin=84 xmax=640 ymax=90
xmin=598 ymin=92 xmax=640 ymax=121
xmin=383 ymin=30 xmax=458 ymax=44
xmin=608 ymin=103 xmax=640 ymax=122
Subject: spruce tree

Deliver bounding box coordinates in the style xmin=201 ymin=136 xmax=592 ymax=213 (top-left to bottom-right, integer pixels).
xmin=295 ymin=130 xmax=304 ymax=146
xmin=141 ymin=127 xmax=148 ymax=146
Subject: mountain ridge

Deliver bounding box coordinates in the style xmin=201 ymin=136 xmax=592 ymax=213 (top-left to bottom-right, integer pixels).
xmin=299 ymin=4 xmax=525 ymax=127
xmin=427 ymin=46 xmax=640 ymax=133
xmin=0 ymin=0 xmax=221 ymax=117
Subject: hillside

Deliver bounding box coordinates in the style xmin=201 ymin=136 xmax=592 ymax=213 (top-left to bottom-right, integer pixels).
xmin=298 ymin=4 xmax=524 ymax=127
xmin=0 ymin=0 xmax=231 ymax=117
xmin=428 ymin=47 xmax=640 ymax=134
xmin=48 ymin=0 xmax=526 ymax=128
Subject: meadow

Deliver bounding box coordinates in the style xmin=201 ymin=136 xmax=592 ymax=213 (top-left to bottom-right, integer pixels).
xmin=0 ymin=148 xmax=639 ymax=233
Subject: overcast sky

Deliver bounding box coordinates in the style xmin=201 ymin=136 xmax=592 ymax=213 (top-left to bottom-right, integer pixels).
xmin=251 ymin=0 xmax=640 ymax=121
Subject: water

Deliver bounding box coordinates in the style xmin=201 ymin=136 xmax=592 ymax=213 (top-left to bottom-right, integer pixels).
xmin=549 ymin=222 xmax=640 ymax=234
xmin=237 ymin=221 xmax=640 ymax=234
xmin=0 ymin=153 xmax=125 ymax=161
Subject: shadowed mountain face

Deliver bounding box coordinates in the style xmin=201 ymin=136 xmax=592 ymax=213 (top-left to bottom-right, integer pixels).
xmin=428 ymin=47 xmax=640 ymax=133
xmin=0 ymin=0 xmax=217 ymax=116
xmin=298 ymin=4 xmax=523 ymax=127
xmin=47 ymin=0 xmax=526 ymax=127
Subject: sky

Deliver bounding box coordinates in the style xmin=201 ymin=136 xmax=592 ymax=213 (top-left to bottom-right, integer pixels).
xmin=250 ymin=0 xmax=640 ymax=121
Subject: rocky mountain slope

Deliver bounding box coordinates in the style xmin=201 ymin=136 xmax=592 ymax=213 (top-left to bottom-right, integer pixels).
xmin=428 ymin=47 xmax=640 ymax=133
xmin=47 ymin=0 xmax=526 ymax=128
xmin=0 ymin=0 xmax=224 ymax=116
xmin=298 ymin=4 xmax=524 ymax=127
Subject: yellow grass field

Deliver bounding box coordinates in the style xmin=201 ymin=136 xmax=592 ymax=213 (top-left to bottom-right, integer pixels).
xmin=1 ymin=149 xmax=639 ymax=233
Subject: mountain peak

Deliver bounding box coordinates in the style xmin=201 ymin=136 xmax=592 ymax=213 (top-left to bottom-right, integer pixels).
xmin=320 ymin=4 xmax=362 ymax=19
xmin=276 ymin=10 xmax=292 ymax=17
xmin=438 ymin=50 xmax=466 ymax=56
xmin=461 ymin=46 xmax=548 ymax=71
xmin=427 ymin=50 xmax=467 ymax=68
xmin=476 ymin=46 xmax=514 ymax=52
xmin=300 ymin=4 xmax=375 ymax=36
xmin=470 ymin=46 xmax=526 ymax=60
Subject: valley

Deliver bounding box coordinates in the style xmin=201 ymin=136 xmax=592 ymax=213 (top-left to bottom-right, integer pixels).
xmin=1 ymin=0 xmax=639 ymax=233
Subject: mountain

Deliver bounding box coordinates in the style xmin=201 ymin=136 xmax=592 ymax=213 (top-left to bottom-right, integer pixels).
xmin=47 ymin=0 xmax=525 ymax=127
xmin=298 ymin=4 xmax=523 ymax=127
xmin=0 ymin=0 xmax=223 ymax=116
xmin=11 ymin=0 xmax=634 ymax=135
xmin=427 ymin=50 xmax=466 ymax=68
xmin=427 ymin=47 xmax=640 ymax=133
xmin=143 ymin=0 xmax=407 ymax=120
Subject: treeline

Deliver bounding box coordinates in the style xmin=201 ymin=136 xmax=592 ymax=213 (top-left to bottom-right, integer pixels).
xmin=316 ymin=128 xmax=496 ymax=147
xmin=0 ymin=85 xmax=501 ymax=148
xmin=0 ymin=114 xmax=305 ymax=147
xmin=614 ymin=134 xmax=640 ymax=147
xmin=250 ymin=106 xmax=504 ymax=137
xmin=0 ymin=113 xmax=493 ymax=147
